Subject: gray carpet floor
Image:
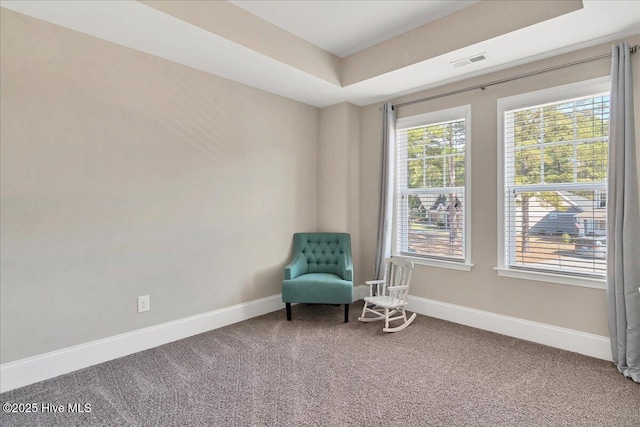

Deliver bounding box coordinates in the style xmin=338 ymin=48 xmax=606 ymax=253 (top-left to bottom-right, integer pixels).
xmin=1 ymin=302 xmax=639 ymax=426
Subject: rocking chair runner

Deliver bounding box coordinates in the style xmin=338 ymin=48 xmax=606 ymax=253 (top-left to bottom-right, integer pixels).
xmin=358 ymin=258 xmax=416 ymax=332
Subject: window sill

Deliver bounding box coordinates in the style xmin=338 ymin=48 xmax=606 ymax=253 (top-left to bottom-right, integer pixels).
xmin=393 ymin=255 xmax=474 ymax=271
xmin=494 ymin=267 xmax=606 ymax=289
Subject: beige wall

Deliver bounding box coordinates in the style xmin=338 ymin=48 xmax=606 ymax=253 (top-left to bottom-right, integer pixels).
xmin=0 ymin=10 xmax=318 ymax=363
xmin=359 ymin=37 xmax=640 ymax=337
xmin=317 ymin=103 xmax=361 ymax=283
xmin=2 ymin=6 xmax=638 ymax=365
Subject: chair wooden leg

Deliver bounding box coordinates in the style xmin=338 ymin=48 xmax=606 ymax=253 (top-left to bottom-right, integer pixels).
xmin=286 ymin=303 xmax=292 ymax=321
xmin=344 ymin=304 xmax=349 ymax=323
xmin=358 ymin=301 xmax=367 ymax=321
xmin=384 ymin=308 xmax=389 ymax=330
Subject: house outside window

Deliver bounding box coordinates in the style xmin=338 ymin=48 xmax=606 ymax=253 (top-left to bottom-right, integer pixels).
xmin=497 ymin=77 xmax=610 ymax=287
xmin=395 ymin=105 xmax=472 ymax=270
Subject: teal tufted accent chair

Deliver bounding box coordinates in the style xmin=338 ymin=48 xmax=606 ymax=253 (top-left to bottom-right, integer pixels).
xmin=282 ymin=233 xmax=354 ymax=322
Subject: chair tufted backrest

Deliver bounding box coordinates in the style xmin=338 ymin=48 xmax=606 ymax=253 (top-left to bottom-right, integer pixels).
xmin=294 ymin=232 xmax=351 ymax=278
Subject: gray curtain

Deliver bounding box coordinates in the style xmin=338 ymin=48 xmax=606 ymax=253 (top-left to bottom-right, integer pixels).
xmin=607 ymin=42 xmax=640 ymax=383
xmin=374 ymin=103 xmax=396 ymax=280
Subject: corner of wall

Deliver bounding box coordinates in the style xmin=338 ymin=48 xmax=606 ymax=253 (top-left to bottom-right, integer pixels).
xmin=316 ymin=102 xmax=363 ymax=283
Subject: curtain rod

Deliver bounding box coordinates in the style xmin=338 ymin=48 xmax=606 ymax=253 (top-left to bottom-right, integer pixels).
xmin=393 ymin=44 xmax=639 ymax=110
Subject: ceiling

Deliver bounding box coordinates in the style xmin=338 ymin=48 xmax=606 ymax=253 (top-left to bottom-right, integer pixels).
xmin=229 ymin=0 xmax=481 ymax=58
xmin=1 ymin=1 xmax=639 ymax=108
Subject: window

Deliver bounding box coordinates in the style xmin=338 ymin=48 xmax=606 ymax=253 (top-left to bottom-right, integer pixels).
xmin=498 ymin=78 xmax=609 ymax=286
xmin=395 ymin=105 xmax=471 ymax=268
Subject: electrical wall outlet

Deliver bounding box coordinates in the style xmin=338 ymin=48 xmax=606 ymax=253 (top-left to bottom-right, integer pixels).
xmin=137 ymin=295 xmax=150 ymax=313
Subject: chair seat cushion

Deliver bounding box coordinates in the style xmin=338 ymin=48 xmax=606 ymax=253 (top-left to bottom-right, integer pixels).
xmin=364 ymin=295 xmax=406 ymax=309
xmin=283 ymin=273 xmax=353 ymax=304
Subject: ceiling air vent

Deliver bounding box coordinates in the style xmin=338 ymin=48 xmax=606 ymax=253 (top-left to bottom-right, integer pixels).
xmin=451 ymin=53 xmax=487 ymax=68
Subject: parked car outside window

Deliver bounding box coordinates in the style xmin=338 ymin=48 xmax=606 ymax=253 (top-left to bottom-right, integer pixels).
xmin=575 ymin=236 xmax=607 ymax=259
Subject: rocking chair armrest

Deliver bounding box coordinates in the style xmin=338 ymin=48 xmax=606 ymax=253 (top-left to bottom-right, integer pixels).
xmin=387 ymin=285 xmax=409 ymax=290
xmin=364 ymin=280 xmax=386 ymax=298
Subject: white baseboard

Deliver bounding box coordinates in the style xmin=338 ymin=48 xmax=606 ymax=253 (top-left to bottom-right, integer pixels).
xmin=406 ymin=295 xmax=612 ymax=361
xmin=0 ymin=294 xmax=286 ymax=393
xmin=353 ymin=284 xmax=369 ymax=301
xmin=3 ymin=292 xmax=609 ymax=393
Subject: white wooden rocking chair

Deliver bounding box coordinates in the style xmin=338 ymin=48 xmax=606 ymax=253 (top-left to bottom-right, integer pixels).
xmin=358 ymin=258 xmax=416 ymax=332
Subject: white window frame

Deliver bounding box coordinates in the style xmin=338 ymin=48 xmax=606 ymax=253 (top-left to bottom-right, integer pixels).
xmin=496 ymin=77 xmax=610 ymax=289
xmin=394 ymin=105 xmax=473 ymax=271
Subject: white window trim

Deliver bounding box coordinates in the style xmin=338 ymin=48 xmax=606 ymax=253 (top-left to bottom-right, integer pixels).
xmin=496 ymin=76 xmax=610 ymax=289
xmin=398 ymin=255 xmax=474 ymax=271
xmin=494 ymin=267 xmax=606 ymax=289
xmin=393 ymin=104 xmax=472 ymax=270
